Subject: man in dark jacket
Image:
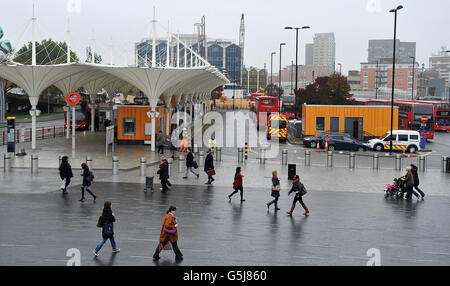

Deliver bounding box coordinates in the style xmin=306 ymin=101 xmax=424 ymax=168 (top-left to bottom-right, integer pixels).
xmin=157 ymin=159 xmax=170 ymax=191
xmin=204 ymin=148 xmax=215 ymax=184
xmin=59 ymin=156 xmax=73 ymax=193
xmin=183 ymin=148 xmax=199 ymax=179
xmin=410 ymin=164 xmax=425 ymax=199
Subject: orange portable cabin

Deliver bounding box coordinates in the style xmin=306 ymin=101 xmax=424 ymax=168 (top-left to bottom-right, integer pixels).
xmin=301 ymin=104 xmax=399 ymax=141
xmin=117 ymin=105 xmax=171 ymax=144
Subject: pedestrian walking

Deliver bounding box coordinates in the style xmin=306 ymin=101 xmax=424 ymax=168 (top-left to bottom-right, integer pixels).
xmin=204 ymin=148 xmax=215 ymax=184
xmin=157 ymin=131 xmax=165 ymax=154
xmin=153 ymin=206 xmax=184 ymax=261
xmin=93 ymin=201 xmax=120 ymax=256
xmin=157 ymin=159 xmax=171 ymax=192
xmin=59 ymin=156 xmax=73 ymax=193
xmin=228 ymin=167 xmax=245 ymax=202
xmin=266 ymin=171 xmax=281 ymax=211
xmin=410 ymin=164 xmax=425 ymax=199
xmin=183 ymin=148 xmax=199 ymax=179
xmin=167 ymin=137 xmax=176 ymax=159
xmin=286 ymin=175 xmax=309 ymax=216
xmin=79 ymin=163 xmax=97 ymax=202
xmin=403 ymin=166 xmax=419 ymax=200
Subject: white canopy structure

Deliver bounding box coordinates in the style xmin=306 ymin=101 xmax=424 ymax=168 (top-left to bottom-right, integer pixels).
xmin=0 ymin=8 xmax=229 ymax=152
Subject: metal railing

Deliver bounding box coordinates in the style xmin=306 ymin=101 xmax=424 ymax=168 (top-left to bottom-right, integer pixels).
xmin=0 ymin=125 xmax=66 ymax=146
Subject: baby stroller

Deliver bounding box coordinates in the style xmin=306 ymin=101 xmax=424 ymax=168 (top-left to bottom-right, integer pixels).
xmin=384 ymin=177 xmax=406 ymax=200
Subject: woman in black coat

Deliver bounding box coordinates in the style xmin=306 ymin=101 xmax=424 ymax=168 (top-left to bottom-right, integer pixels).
xmin=80 ymin=163 xmax=97 ymax=202
xmin=157 ymin=160 xmax=171 ymax=192
xmin=204 ymin=148 xmax=215 ymax=184
xmin=93 ymin=201 xmax=120 ymax=256
xmin=286 ymin=175 xmax=310 ymax=216
xmin=59 ymin=156 xmax=73 ymax=193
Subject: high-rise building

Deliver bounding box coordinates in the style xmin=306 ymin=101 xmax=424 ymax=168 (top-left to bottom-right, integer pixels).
xmin=305 ymin=43 xmax=314 ymax=66
xmin=368 ymin=39 xmax=416 ymax=64
xmin=241 ymin=67 xmax=267 ymax=94
xmin=347 ymin=70 xmax=361 ymax=91
xmin=312 ymin=33 xmax=335 ymax=74
xmin=429 ymin=47 xmax=450 ymax=86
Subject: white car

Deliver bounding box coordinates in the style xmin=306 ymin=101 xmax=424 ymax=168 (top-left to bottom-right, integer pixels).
xmin=367 ymin=130 xmax=421 ymax=153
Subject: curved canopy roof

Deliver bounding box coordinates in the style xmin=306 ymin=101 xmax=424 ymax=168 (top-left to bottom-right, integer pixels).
xmin=0 ymin=62 xmax=229 ymax=107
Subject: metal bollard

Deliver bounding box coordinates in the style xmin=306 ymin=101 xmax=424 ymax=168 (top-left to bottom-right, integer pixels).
xmin=178 ymin=155 xmax=185 ymax=172
xmin=373 ymin=153 xmax=379 ymax=170
xmin=58 ymin=155 xmax=62 ymax=167
xmin=112 ymin=156 xmax=119 ymax=175
xmin=349 ymin=152 xmax=355 ymax=169
xmin=198 ymin=151 xmax=204 ymax=167
xmin=305 ymin=150 xmax=311 ymax=167
xmin=282 ymin=149 xmax=288 ymax=165
xmin=327 ymin=151 xmax=333 ymax=167
xmin=31 ymin=154 xmax=38 ymax=174
xmin=419 ymin=155 xmax=426 ymax=172
xmin=140 ymin=157 xmax=147 ymax=176
xmin=216 ymin=147 xmax=222 ymax=162
xmin=4 ymin=153 xmax=12 ymax=172
xmin=442 ymin=156 xmax=447 ymax=173
xmin=238 ymin=147 xmax=244 ymax=162
xmin=167 ymin=158 xmax=173 ymax=176
xmin=86 ymin=155 xmax=92 ymax=170
xmin=395 ymin=154 xmax=402 ymax=171
xmin=244 ymin=142 xmax=248 ymax=160
xmin=259 ymin=148 xmax=266 ymax=165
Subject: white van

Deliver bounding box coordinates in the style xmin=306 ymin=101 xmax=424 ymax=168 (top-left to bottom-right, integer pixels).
xmin=367 ymin=130 xmax=421 ymax=153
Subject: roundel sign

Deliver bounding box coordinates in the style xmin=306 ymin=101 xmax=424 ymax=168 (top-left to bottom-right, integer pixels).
xmin=65 ymin=92 xmax=81 ymax=106
xmin=421 ymin=116 xmax=428 ymax=123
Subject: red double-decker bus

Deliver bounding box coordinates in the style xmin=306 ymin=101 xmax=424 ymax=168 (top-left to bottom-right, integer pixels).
xmin=250 ymin=92 xmax=264 ymax=112
xmin=354 ymin=98 xmax=435 ymax=139
xmin=255 ymin=96 xmax=279 ymax=130
xmin=399 ymin=100 xmax=450 ymax=131
xmin=281 ymin=95 xmax=296 ymax=119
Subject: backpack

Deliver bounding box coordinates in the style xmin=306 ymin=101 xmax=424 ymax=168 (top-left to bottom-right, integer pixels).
xmin=103 ymin=220 xmax=114 ymax=237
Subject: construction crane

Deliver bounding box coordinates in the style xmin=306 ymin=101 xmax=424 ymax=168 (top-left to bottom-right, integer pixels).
xmin=239 ymin=14 xmax=245 ymax=86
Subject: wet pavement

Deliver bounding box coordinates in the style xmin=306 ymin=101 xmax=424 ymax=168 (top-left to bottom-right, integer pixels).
xmin=1 ymin=180 xmax=450 ymax=266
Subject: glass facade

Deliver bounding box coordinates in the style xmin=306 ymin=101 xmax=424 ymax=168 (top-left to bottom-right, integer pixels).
xmin=225 ymin=44 xmax=241 ymax=84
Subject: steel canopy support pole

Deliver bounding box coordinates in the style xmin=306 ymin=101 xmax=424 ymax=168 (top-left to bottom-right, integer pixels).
xmin=72 ymin=106 xmax=76 ymax=158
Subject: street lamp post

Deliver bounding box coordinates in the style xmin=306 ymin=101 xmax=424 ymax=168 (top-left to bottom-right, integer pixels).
xmin=410 ymin=56 xmax=415 ymax=100
xmin=279 ymin=43 xmax=286 ymax=114
xmin=375 ymin=61 xmax=379 ymax=99
xmin=389 ymin=5 xmax=403 ymax=153
xmin=338 ymin=63 xmax=342 ymax=75
xmin=284 ymin=26 xmax=310 ymax=95
xmin=270 ymin=52 xmax=276 ymax=96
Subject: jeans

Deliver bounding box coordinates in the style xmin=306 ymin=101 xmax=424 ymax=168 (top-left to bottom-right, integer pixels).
xmin=184 ymin=167 xmax=198 ymax=177
xmin=95 ymin=236 xmax=117 ymax=252
xmin=405 ymin=186 xmax=420 ymax=199
xmin=229 ymin=186 xmax=244 ymax=200
xmin=414 ymin=185 xmax=425 ymax=197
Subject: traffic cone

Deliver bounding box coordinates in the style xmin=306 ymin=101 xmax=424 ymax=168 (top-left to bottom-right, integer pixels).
xmin=316 ymin=141 xmax=320 ymax=151
xmin=325 ymin=141 xmax=328 ymax=151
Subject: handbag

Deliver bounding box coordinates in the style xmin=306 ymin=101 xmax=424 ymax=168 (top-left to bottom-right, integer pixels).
xmin=192 ymin=161 xmax=198 ymax=169
xmin=60 ymin=178 xmax=66 ymax=190
xmin=96 ymin=216 xmax=103 ymax=228
xmin=299 ymin=184 xmax=308 ymax=196
xmin=207 ymin=169 xmax=216 ymax=176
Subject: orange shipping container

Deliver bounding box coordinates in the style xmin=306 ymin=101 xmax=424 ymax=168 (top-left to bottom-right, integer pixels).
xmin=301 ymin=104 xmax=399 ymax=140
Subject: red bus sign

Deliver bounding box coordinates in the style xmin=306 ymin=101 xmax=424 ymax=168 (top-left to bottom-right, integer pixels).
xmin=65 ymin=92 xmax=81 ymax=106
xmin=421 ymin=116 xmax=428 ymax=123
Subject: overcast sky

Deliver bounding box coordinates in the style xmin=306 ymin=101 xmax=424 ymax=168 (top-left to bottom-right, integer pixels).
xmin=1 ymin=0 xmax=449 ymax=74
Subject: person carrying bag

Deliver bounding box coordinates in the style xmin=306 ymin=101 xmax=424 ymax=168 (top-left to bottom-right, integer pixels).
xmin=286 ymin=175 xmax=310 ymax=216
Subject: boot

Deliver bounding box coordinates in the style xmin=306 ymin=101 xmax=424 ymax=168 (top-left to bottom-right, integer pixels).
xmin=286 ymin=204 xmax=295 ymax=215
xmin=302 ymin=204 xmax=310 ymax=215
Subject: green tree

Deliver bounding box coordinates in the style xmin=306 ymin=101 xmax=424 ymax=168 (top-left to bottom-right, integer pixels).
xmin=295 ymin=74 xmax=355 ymax=116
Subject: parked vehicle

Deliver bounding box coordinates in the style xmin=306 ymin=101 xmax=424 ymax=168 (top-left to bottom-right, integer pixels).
xmin=303 ymin=132 xmax=351 ymax=149
xmin=367 ymin=130 xmax=421 ymax=153
xmin=327 ymin=135 xmax=368 ymax=152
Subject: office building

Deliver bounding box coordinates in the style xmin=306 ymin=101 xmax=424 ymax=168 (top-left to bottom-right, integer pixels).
xmin=305 ymin=43 xmax=314 ymax=66
xmin=368 ymin=39 xmax=416 ymax=64
xmin=429 ymin=47 xmax=450 ymax=86
xmin=347 ymin=70 xmax=361 ymax=91
xmin=241 ymin=66 xmax=267 ymax=94
xmin=310 ymin=33 xmax=336 ymax=74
